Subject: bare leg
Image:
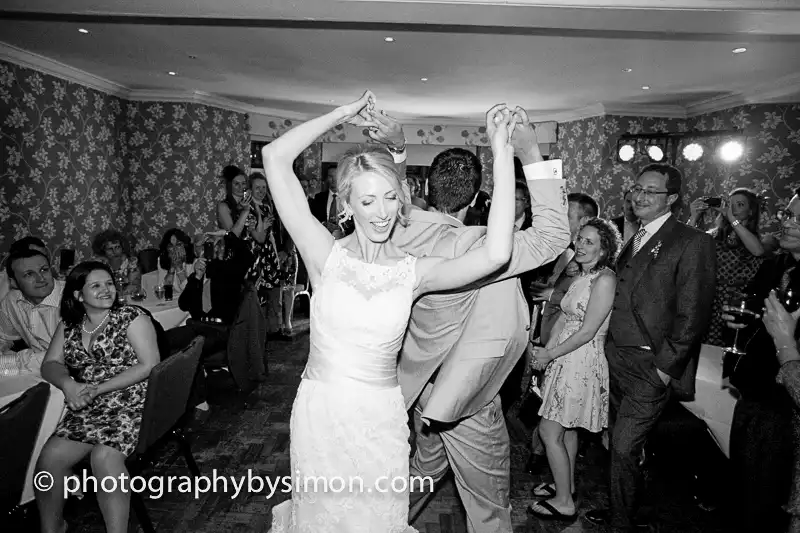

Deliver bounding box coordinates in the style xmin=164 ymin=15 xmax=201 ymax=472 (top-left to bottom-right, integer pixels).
xmin=90 ymin=444 xmax=131 ymax=533
xmin=535 ymin=418 xmax=575 ymax=514
xmin=563 ymin=429 xmax=578 ymax=495
xmin=283 ymin=287 xmax=295 ymax=333
xmin=35 ymin=437 xmax=93 ymax=533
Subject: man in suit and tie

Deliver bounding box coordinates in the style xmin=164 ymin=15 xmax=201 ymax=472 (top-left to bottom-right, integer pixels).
xmin=377 ymin=108 xmax=570 ymax=532
xmin=612 ymin=188 xmax=639 ymax=246
xmin=586 ymin=164 xmax=716 ymax=531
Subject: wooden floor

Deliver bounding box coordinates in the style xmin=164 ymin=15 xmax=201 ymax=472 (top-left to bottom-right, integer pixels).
xmin=15 ymin=319 xmax=733 ymax=532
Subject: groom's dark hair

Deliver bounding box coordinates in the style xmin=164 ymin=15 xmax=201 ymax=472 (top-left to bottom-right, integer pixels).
xmin=427 ymin=148 xmax=482 ymax=215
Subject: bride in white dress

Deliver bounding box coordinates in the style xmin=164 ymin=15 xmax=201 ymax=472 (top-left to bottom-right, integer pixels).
xmin=262 ymin=91 xmax=518 ymax=532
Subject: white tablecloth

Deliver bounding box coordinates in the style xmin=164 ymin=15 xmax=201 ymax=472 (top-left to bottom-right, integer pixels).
xmin=0 ymin=374 xmax=66 ymax=505
xmin=137 ymin=297 xmax=189 ymax=331
xmin=681 ymin=344 xmax=739 ymax=458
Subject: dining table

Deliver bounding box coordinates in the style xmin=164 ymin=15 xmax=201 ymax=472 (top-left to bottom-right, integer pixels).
xmin=134 ymin=271 xmax=190 ymax=331
xmin=680 ymin=343 xmax=739 ymax=459
xmin=0 ymin=374 xmax=66 ymax=505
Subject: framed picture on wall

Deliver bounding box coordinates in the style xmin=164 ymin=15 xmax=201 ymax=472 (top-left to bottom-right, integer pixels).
xmin=250 ymin=140 xmax=304 ymax=173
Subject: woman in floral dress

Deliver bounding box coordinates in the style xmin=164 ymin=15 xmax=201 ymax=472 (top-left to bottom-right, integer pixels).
xmin=36 ymin=261 xmax=160 ymax=533
xmin=528 ymin=218 xmax=622 ymax=521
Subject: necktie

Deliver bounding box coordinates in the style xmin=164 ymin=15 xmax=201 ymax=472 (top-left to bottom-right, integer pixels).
xmin=328 ymin=193 xmax=338 ymax=223
xmin=632 ymin=226 xmax=647 ymax=255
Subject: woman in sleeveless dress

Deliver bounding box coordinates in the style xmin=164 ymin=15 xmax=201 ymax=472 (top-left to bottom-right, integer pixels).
xmin=261 ymin=91 xmax=519 ymax=532
xmin=528 ymin=218 xmax=623 ymax=521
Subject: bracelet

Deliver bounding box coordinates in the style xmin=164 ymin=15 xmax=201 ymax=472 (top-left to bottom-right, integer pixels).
xmin=731 ymin=219 xmax=741 ymax=227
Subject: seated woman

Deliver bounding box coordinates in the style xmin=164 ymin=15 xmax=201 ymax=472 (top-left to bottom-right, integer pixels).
xmin=157 ymin=228 xmax=195 ymax=295
xmin=36 ymin=261 xmax=160 ymax=533
xmin=92 ymin=229 xmax=141 ymax=296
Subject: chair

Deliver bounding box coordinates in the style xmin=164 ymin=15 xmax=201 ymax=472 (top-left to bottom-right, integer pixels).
xmin=138 ymin=248 xmax=160 ymax=275
xmin=291 ymin=250 xmax=311 ymax=312
xmin=0 ymin=382 xmax=50 ymax=516
xmin=125 ymin=336 xmax=204 ymax=533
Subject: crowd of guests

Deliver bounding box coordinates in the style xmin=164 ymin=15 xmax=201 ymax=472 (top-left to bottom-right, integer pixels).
xmin=1 ymin=112 xmax=799 ymax=532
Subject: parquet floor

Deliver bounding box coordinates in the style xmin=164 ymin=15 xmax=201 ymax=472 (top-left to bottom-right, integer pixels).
xmin=13 ymin=317 xmax=733 ymax=532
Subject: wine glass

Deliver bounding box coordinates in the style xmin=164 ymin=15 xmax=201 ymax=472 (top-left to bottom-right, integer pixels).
xmin=154 ymin=285 xmax=165 ymax=300
xmin=725 ymin=292 xmax=758 ymax=355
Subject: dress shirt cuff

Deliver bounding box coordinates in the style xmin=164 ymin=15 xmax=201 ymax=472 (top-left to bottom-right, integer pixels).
xmin=523 ymin=159 xmax=562 ymax=181
xmin=390 ymin=150 xmax=407 ymax=164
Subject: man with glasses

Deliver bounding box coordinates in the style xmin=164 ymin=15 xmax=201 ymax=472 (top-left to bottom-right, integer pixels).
xmin=715 ymin=187 xmax=800 ymax=531
xmin=586 ymin=163 xmax=716 ymax=531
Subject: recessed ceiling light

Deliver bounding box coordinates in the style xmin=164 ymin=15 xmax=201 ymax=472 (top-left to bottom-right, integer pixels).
xmin=78 ymin=28 xmax=89 ymax=34
xmin=622 ymin=68 xmax=632 ymax=73
xmin=642 ymin=85 xmax=651 ymax=90
xmin=420 ymin=77 xmax=428 ymax=82
xmin=188 ymin=54 xmax=197 ymax=59
xmin=732 ymin=47 xmax=747 ymax=54
xmin=384 ymin=37 xmax=395 ymax=42
xmin=168 ymin=71 xmax=177 ymax=76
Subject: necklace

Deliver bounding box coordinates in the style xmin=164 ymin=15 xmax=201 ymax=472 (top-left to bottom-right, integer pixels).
xmin=82 ymin=311 xmax=110 ymax=335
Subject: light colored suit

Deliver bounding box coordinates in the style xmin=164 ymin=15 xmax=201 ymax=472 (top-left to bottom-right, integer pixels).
xmin=391 ymin=160 xmax=569 ymax=532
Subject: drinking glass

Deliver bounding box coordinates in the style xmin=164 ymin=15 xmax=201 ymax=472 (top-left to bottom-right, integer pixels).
xmin=725 ymin=293 xmax=757 ymax=355
xmin=155 ymin=285 xmax=165 ymax=300
xmin=776 ymin=286 xmax=800 ymax=314
xmin=164 ymin=284 xmax=174 ymax=301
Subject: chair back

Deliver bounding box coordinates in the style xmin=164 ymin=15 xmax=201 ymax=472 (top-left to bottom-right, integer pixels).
xmin=0 ymin=382 xmax=50 ymax=510
xmin=138 ymin=248 xmax=160 ymax=274
xmin=134 ymin=336 xmax=204 ymax=455
xmin=294 ymin=251 xmax=311 ymax=297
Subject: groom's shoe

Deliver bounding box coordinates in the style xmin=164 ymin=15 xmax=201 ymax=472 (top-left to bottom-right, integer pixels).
xmin=584 ymin=509 xmax=648 ymax=529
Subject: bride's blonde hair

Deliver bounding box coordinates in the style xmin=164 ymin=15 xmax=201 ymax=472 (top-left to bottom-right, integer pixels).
xmin=335 ymin=145 xmax=409 ymax=227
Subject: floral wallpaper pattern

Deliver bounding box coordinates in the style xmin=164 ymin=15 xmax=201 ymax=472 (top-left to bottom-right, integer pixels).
xmin=0 ymin=59 xmax=249 ymax=262
xmin=551 ymin=105 xmax=800 ymax=234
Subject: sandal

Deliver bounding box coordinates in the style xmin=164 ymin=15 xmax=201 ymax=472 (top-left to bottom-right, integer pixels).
xmin=527 ymin=499 xmax=578 ymax=522
xmin=531 ymin=482 xmax=577 ymax=502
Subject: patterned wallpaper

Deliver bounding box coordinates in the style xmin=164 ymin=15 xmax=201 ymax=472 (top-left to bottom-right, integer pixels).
xmin=0 ymin=59 xmax=249 ymax=262
xmin=551 ymin=105 xmax=800 ymax=233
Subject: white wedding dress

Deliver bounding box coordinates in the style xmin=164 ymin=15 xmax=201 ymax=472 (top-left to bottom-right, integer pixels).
xmin=269 ymin=241 xmax=419 ymax=533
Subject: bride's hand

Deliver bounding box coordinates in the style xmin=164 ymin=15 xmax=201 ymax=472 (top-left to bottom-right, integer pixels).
xmin=485 ymin=104 xmax=514 ymax=153
xmin=337 ymin=90 xmax=379 ymax=128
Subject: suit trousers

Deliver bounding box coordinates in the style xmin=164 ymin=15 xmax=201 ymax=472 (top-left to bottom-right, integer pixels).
xmin=408 ymin=382 xmax=512 ymax=533
xmin=606 ymin=341 xmax=671 ymax=529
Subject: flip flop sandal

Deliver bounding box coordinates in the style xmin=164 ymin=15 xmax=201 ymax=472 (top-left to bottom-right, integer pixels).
xmin=527 ymin=499 xmax=578 ymax=522
xmin=531 ymin=482 xmax=577 ymax=502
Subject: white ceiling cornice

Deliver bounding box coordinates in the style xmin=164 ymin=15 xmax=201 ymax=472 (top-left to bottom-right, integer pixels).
xmin=2 ymin=40 xmax=799 ymax=126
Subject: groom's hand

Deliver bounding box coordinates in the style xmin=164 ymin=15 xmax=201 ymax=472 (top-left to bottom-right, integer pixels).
xmin=367 ymin=110 xmax=405 ymax=150
xmin=511 ymin=107 xmax=543 ymax=166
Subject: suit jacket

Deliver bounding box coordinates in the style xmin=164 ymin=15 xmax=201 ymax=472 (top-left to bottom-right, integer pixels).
xmin=610 ymin=216 xmax=716 ymax=399
xmin=391 ymin=171 xmax=570 ymax=424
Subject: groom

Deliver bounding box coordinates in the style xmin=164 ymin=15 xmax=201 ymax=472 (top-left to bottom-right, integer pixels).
xmin=373 ymin=108 xmax=570 ymax=531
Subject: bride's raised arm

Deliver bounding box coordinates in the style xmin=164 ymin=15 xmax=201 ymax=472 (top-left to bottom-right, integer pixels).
xmin=413 ymin=104 xmax=516 ymax=296
xmin=260 ymin=91 xmax=378 ymax=285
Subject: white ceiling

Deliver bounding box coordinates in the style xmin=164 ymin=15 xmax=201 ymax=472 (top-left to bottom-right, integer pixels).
xmin=1 ymin=0 xmax=800 ymax=124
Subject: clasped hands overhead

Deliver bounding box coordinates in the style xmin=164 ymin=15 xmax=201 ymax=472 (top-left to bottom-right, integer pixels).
xmin=337 ymin=90 xmax=534 ymax=150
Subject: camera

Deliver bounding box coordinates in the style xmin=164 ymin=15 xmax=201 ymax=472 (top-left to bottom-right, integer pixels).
xmin=705 ymin=197 xmax=722 ymax=208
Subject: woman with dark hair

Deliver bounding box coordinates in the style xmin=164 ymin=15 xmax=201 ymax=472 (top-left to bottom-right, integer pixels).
xmin=36 ymin=261 xmax=159 ymax=533
xmin=92 ymin=229 xmax=141 ymax=296
xmin=688 ymin=188 xmax=770 ymax=345
xmin=157 ymin=228 xmax=195 ymax=294
xmin=527 ymin=218 xmax=622 ymax=521
xmin=217 ymin=165 xmax=252 ymax=234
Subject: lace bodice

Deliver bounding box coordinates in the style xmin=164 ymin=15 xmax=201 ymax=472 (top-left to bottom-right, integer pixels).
xmin=302 ymin=241 xmax=417 ymax=389
xmin=560 ymin=269 xmax=611 ymax=336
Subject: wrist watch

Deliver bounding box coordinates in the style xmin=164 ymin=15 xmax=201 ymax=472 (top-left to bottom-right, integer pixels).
xmin=387 ymin=139 xmax=406 ymax=154
xmin=731 ymin=219 xmax=741 ymax=227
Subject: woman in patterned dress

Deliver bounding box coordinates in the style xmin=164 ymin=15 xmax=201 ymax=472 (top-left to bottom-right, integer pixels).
xmin=688 ymin=189 xmax=771 ymax=346
xmin=36 ymin=261 xmax=160 ymax=533
xmin=528 ymin=218 xmax=622 ymax=521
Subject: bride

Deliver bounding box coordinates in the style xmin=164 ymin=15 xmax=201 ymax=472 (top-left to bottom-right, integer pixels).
xmin=263 ymin=91 xmax=517 ymax=532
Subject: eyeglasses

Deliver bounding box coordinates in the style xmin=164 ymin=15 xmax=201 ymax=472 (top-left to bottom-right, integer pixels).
xmin=777 ymin=210 xmax=800 ymax=224
xmin=627 ymin=186 xmax=672 ymax=201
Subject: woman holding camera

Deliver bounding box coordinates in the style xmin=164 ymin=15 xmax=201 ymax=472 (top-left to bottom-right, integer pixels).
xmin=688 ymin=189 xmax=769 ymax=346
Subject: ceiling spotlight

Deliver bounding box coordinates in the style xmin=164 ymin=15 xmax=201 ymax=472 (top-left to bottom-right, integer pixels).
xmin=683 ymin=142 xmax=704 ymax=162
xmin=732 ymin=47 xmax=747 ymax=54
xmin=618 ymin=144 xmax=635 ymax=162
xmin=719 ymin=140 xmax=744 ymax=162
xmin=384 ymin=37 xmax=395 ymax=42
xmin=647 ymin=145 xmax=664 ymax=161
xmin=420 ymin=77 xmax=428 ymax=82
xmin=642 ymin=85 xmax=651 ymax=90
xmin=78 ymin=28 xmax=89 ymax=34
xmin=622 ymin=68 xmax=632 ymax=73
xmin=168 ymin=71 xmax=177 ymax=76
